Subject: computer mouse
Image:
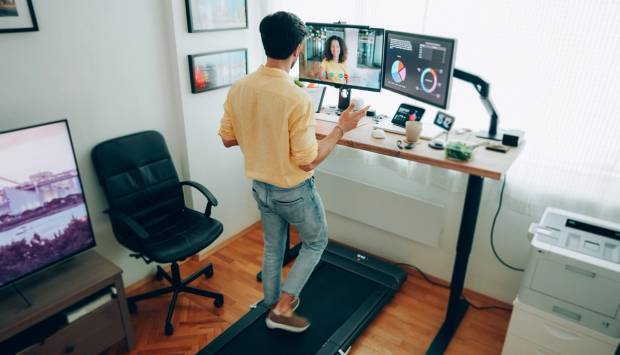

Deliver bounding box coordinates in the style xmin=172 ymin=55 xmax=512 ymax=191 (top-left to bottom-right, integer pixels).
xmin=428 ymin=138 xmax=446 ymax=149
xmin=371 ymin=129 xmax=386 ymax=139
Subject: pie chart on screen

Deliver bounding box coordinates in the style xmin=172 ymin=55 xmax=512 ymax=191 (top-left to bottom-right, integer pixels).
xmin=391 ymin=60 xmax=407 ymax=83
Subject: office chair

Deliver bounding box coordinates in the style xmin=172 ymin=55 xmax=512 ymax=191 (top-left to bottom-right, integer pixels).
xmin=91 ymin=131 xmax=224 ymax=336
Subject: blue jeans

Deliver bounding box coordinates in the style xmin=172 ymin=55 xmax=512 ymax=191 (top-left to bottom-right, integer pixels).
xmin=252 ymin=177 xmax=328 ymax=306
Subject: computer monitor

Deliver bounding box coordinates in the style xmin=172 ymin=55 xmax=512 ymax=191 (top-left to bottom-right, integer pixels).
xmin=382 ymin=31 xmax=456 ymax=109
xmin=299 ymin=23 xmax=384 ymax=92
xmin=0 ymin=120 xmax=96 ymax=287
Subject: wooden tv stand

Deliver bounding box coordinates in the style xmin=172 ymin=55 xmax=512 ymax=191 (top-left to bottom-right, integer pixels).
xmin=0 ymin=250 xmax=135 ymax=354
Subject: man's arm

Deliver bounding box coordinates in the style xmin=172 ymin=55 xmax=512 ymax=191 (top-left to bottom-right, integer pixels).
xmin=299 ymin=103 xmax=369 ymax=172
xmin=219 ymin=93 xmax=239 ymax=148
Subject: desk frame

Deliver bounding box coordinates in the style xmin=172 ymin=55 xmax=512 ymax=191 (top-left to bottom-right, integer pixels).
xmin=427 ymin=174 xmax=483 ymax=354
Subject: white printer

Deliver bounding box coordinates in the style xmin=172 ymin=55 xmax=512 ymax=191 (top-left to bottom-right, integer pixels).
xmin=518 ymin=207 xmax=620 ymax=337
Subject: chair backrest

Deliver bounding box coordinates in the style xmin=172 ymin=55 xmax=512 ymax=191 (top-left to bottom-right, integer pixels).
xmin=91 ymin=131 xmax=184 ymax=241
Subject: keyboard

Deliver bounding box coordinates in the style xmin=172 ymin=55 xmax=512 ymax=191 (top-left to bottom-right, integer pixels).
xmin=315 ymin=106 xmax=342 ymax=123
xmin=315 ymin=112 xmax=341 ymax=123
xmin=374 ymin=119 xmax=445 ymax=140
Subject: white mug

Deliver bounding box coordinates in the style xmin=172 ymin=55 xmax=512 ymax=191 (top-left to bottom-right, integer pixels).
xmin=405 ymin=121 xmax=423 ymax=143
xmin=351 ymin=97 xmax=365 ymax=111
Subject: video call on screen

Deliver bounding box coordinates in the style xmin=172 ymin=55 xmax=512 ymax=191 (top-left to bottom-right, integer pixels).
xmin=300 ymin=24 xmax=384 ymax=90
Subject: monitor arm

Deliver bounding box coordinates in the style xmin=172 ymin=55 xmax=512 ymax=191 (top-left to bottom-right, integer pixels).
xmin=453 ymin=68 xmax=503 ymax=140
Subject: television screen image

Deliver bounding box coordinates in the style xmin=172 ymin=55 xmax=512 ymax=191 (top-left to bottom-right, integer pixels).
xmin=299 ymin=23 xmax=384 ymax=91
xmin=0 ymin=120 xmax=96 ymax=287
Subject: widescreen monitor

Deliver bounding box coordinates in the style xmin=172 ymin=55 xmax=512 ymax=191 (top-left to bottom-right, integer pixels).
xmin=0 ymin=120 xmax=96 ymax=287
xmin=299 ymin=23 xmax=384 ymax=92
xmin=383 ymin=31 xmax=456 ymax=109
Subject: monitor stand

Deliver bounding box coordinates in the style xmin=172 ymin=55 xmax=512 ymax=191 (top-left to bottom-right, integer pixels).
xmin=317 ymin=87 xmax=352 ymax=119
xmin=453 ymin=68 xmax=504 ymax=142
xmin=337 ymin=87 xmax=351 ymax=110
xmin=476 ymin=129 xmax=506 ymax=141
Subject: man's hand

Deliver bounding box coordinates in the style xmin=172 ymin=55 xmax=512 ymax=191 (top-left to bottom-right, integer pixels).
xmin=221 ymin=137 xmax=238 ymax=148
xmin=338 ymin=103 xmax=370 ymax=132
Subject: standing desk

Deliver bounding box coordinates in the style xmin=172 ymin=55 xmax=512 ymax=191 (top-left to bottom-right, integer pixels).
xmin=312 ymin=117 xmax=524 ymax=354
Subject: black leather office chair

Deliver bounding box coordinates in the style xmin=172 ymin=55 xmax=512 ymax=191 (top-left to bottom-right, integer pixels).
xmin=91 ymin=131 xmax=224 ymax=336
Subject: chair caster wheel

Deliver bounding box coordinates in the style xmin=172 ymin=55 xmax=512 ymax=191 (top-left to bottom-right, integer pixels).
xmin=128 ymin=301 xmax=138 ymax=314
xmin=204 ymin=265 xmax=214 ymax=279
xmin=165 ymin=322 xmax=174 ymax=336
xmin=155 ymin=267 xmax=165 ymax=281
xmin=214 ymin=296 xmax=224 ymax=308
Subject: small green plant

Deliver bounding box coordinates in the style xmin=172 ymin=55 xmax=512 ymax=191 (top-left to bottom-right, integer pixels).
xmin=446 ymin=142 xmax=473 ymax=161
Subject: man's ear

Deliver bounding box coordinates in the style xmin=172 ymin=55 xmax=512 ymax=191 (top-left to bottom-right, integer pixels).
xmin=292 ymin=44 xmax=301 ymax=58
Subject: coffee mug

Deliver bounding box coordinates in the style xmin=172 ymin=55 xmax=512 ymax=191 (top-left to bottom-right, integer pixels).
xmin=405 ymin=121 xmax=423 ymax=143
xmin=351 ymin=97 xmax=365 ymax=111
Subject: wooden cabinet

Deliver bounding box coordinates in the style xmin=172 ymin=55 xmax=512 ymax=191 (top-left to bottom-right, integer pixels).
xmin=0 ymin=251 xmax=134 ymax=354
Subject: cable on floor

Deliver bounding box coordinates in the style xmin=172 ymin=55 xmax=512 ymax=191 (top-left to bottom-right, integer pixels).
xmin=395 ymin=263 xmax=512 ymax=313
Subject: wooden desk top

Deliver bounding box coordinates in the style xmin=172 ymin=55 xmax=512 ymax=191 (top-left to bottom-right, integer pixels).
xmin=315 ymin=118 xmax=523 ymax=180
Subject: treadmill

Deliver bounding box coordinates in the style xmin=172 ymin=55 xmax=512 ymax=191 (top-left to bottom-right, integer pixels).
xmin=198 ymin=241 xmax=407 ymax=355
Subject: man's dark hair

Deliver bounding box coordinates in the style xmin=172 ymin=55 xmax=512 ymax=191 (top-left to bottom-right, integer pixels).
xmin=323 ymin=35 xmax=347 ymax=63
xmin=259 ymin=12 xmax=307 ymax=60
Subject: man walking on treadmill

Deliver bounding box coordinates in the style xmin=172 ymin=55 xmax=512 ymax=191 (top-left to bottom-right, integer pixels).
xmin=219 ymin=11 xmax=368 ymax=333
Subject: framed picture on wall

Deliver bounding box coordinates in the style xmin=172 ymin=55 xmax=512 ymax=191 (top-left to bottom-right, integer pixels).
xmin=0 ymin=0 xmax=38 ymax=33
xmin=185 ymin=0 xmax=247 ymax=33
xmin=188 ymin=49 xmax=248 ymax=93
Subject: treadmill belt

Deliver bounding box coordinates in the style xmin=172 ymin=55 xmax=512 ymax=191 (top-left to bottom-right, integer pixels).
xmin=212 ymin=262 xmax=380 ymax=355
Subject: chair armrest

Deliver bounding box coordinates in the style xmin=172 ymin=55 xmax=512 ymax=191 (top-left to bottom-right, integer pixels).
xmin=104 ymin=209 xmax=150 ymax=240
xmin=181 ymin=180 xmax=218 ymax=206
xmin=181 ymin=180 xmax=219 ymax=217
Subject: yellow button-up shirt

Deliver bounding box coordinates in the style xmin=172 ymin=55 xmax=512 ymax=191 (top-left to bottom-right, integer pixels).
xmin=219 ymin=65 xmax=318 ymax=188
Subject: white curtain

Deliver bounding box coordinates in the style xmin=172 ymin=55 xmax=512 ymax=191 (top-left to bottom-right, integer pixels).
xmin=263 ymin=0 xmax=620 ymax=221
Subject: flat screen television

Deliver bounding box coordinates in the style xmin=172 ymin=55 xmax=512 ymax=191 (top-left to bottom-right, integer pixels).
xmin=0 ymin=120 xmax=96 ymax=287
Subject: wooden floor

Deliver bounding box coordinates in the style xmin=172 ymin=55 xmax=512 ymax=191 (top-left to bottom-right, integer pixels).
xmin=107 ymin=224 xmax=511 ymax=355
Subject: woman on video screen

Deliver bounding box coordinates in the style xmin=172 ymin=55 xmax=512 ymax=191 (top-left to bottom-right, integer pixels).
xmin=319 ymin=35 xmax=349 ymax=84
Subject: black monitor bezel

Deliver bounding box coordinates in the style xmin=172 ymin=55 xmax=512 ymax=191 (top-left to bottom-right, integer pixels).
xmin=0 ymin=119 xmax=97 ymax=289
xmin=300 ymin=22 xmax=385 ymax=93
xmin=382 ymin=30 xmax=457 ymax=109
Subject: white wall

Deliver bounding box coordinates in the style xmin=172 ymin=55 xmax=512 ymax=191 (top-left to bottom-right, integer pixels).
xmin=0 ymin=0 xmax=187 ymax=286
xmin=166 ymin=0 xmax=264 ymax=247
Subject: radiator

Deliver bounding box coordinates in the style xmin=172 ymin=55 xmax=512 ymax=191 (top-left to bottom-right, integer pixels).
xmin=315 ymin=170 xmax=445 ymax=248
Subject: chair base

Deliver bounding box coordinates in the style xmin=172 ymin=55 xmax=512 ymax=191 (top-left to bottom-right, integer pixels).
xmin=127 ymin=262 xmax=224 ymax=336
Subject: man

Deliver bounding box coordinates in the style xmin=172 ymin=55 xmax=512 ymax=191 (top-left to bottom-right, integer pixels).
xmin=219 ymin=11 xmax=368 ymax=333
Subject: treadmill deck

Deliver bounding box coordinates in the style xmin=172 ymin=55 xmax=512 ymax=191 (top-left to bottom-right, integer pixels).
xmin=198 ymin=242 xmax=407 ymax=355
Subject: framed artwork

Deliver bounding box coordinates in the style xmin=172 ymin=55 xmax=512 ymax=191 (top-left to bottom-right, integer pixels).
xmin=0 ymin=0 xmax=38 ymax=33
xmin=188 ymin=49 xmax=248 ymax=93
xmin=185 ymin=0 xmax=247 ymax=33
